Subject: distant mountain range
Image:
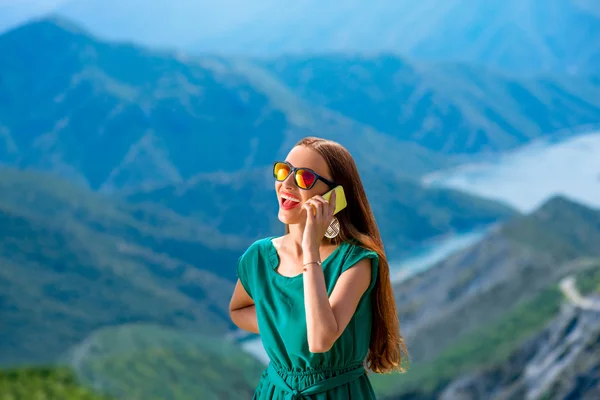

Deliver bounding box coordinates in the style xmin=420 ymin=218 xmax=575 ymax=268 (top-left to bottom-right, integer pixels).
xmin=0 ymin=18 xmax=451 ymax=189
xmin=261 ymin=55 xmax=600 ymax=153
xmin=2 ymin=17 xmax=599 ymax=251
xmin=0 ymin=18 xmax=532 ymax=251
xmin=1 ymin=19 xmax=598 ymax=187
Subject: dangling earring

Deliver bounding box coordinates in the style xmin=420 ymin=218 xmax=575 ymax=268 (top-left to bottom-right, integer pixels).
xmin=325 ymin=217 xmax=340 ymax=239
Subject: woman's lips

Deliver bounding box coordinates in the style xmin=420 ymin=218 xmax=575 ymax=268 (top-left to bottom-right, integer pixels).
xmin=280 ymin=191 xmax=301 ymax=210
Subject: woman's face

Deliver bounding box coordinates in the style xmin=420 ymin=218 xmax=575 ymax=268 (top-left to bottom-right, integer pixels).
xmin=275 ymin=145 xmax=334 ymax=225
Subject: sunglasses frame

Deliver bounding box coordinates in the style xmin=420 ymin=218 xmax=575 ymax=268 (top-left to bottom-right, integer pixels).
xmin=272 ymin=161 xmax=337 ymax=190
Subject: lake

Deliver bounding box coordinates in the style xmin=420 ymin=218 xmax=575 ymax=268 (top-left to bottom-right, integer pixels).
xmin=423 ymin=131 xmax=600 ymax=213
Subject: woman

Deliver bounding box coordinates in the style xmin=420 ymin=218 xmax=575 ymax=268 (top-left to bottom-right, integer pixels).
xmin=229 ymin=137 xmax=408 ymax=399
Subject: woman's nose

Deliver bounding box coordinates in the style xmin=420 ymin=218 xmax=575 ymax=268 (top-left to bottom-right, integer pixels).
xmin=282 ymin=171 xmax=297 ymax=189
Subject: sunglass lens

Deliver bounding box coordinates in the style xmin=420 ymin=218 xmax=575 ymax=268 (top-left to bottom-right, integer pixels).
xmin=274 ymin=162 xmax=291 ymax=181
xmin=296 ymin=169 xmax=316 ymax=189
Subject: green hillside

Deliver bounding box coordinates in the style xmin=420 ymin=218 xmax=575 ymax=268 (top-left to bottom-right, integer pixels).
xmin=0 ymin=366 xmax=112 ymax=400
xmin=500 ymin=195 xmax=600 ymax=259
xmin=63 ymin=324 xmax=264 ymax=400
xmin=0 ymin=167 xmax=246 ymax=366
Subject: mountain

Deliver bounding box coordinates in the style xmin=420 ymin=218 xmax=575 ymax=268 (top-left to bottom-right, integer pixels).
xmin=372 ymin=196 xmax=600 ymax=397
xmin=0 ymin=167 xmax=247 ymax=367
xmin=261 ymin=54 xmax=600 ymax=154
xmin=0 ymin=17 xmax=450 ymax=193
xmin=3 ymin=18 xmax=597 ymax=172
xmin=50 ymin=0 xmax=600 ymax=75
xmin=400 ymin=195 xmax=600 ymax=362
xmin=438 ymin=294 xmax=600 ymax=400
xmin=0 ymin=18 xmax=522 ymax=255
xmin=62 ymin=324 xmax=263 ymax=400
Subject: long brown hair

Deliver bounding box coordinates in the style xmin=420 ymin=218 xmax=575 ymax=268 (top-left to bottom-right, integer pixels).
xmin=291 ymin=136 xmax=409 ymax=374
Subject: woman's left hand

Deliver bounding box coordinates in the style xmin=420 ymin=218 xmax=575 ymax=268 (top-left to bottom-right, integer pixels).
xmin=302 ymin=190 xmax=336 ymax=251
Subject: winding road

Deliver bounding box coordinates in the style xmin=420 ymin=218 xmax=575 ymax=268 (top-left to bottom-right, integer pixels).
xmin=559 ymin=275 xmax=600 ymax=311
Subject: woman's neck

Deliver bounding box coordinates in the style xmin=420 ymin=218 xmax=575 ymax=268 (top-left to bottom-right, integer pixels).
xmin=285 ymin=223 xmax=305 ymax=257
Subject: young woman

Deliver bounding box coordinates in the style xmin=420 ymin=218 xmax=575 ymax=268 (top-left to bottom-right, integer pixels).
xmin=229 ymin=137 xmax=408 ymax=399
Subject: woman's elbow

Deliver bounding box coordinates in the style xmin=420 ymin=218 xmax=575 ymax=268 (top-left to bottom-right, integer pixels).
xmin=308 ymin=335 xmax=336 ymax=353
xmin=309 ymin=343 xmax=332 ymax=353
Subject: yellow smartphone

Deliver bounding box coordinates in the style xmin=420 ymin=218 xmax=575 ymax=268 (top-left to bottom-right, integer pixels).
xmin=322 ymin=185 xmax=347 ymax=215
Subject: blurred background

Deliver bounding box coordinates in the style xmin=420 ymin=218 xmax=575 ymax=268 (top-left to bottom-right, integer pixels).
xmin=1 ymin=1 xmax=599 ymax=399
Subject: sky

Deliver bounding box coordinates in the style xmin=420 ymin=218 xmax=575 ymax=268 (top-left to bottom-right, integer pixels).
xmin=0 ymin=0 xmax=72 ymax=32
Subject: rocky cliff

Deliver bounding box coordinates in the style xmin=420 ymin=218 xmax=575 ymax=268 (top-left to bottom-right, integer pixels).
xmin=440 ymin=294 xmax=600 ymax=400
xmin=375 ymin=196 xmax=600 ymax=398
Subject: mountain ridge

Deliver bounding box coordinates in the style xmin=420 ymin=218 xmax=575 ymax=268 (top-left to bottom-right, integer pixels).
xmin=0 ymin=17 xmax=525 ymax=257
xmin=0 ymin=167 xmax=246 ymax=367
xmin=374 ymin=195 xmax=600 ymax=397
xmin=0 ymin=17 xmax=454 ymax=191
xmin=260 ymin=54 xmax=600 ymax=154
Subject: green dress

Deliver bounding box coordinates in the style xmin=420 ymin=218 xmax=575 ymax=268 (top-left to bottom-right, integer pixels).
xmin=236 ymin=236 xmax=380 ymax=399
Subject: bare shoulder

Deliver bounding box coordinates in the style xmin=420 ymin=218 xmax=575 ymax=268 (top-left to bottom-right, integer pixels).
xmin=336 ymin=256 xmax=372 ymax=293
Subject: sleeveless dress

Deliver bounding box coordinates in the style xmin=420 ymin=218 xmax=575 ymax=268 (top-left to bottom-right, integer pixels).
xmin=236 ymin=236 xmax=380 ymax=399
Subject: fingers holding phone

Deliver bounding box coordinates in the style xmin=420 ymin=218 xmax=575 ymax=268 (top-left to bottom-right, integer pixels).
xmin=302 ymin=186 xmax=346 ymax=247
xmin=305 ymin=194 xmax=331 ymax=221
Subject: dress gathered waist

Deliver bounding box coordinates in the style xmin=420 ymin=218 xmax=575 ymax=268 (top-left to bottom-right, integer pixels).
xmin=266 ymin=362 xmax=366 ymax=400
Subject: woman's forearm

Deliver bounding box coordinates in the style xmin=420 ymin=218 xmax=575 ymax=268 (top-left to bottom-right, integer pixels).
xmin=303 ymin=247 xmax=338 ymax=353
xmin=230 ymin=305 xmax=260 ymax=334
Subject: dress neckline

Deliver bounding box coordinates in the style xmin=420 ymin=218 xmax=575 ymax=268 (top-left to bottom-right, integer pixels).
xmin=266 ymin=236 xmax=346 ymax=281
